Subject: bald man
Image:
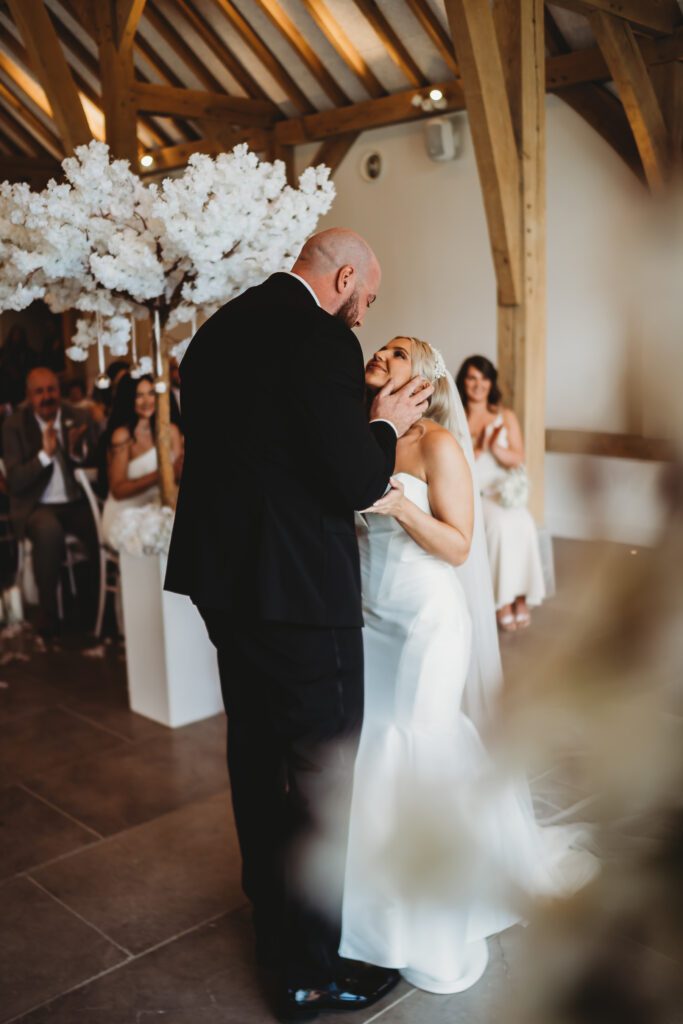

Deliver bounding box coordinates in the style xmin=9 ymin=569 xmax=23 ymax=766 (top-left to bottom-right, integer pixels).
xmin=2 ymin=367 xmax=98 ymax=639
xmin=165 ymin=229 xmax=432 ymax=1019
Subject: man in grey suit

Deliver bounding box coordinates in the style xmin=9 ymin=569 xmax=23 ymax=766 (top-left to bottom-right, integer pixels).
xmin=3 ymin=367 xmax=99 ymax=638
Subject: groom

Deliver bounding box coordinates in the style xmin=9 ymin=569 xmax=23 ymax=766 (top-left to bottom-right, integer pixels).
xmin=165 ymin=228 xmax=432 ymax=1019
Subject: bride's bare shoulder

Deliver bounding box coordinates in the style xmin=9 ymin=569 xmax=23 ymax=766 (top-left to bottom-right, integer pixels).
xmin=419 ymin=420 xmax=465 ymax=463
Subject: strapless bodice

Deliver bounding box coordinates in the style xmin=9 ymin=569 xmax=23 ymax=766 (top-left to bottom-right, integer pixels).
xmin=357 ymin=472 xmax=466 ymax=624
xmin=127 ymin=445 xmax=157 ymax=479
xmin=356 ymin=473 xmax=434 ymax=565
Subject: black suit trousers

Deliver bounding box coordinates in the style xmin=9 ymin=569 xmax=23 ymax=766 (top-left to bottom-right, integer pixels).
xmin=199 ymin=609 xmax=364 ymax=984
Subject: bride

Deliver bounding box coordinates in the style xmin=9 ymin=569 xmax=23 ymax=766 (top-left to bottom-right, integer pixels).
xmin=339 ymin=337 xmax=596 ymax=994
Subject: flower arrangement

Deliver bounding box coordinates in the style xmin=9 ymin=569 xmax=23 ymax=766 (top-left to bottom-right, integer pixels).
xmin=0 ymin=141 xmax=335 ymax=505
xmin=498 ymin=466 xmax=530 ymax=509
xmin=108 ymin=503 xmax=175 ymax=558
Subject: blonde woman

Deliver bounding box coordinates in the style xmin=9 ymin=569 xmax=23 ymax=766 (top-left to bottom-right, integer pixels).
xmin=340 ymin=338 xmax=595 ymax=995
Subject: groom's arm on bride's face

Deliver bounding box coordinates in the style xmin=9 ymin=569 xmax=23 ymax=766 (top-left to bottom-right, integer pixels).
xmin=295 ymin=326 xmax=399 ymax=510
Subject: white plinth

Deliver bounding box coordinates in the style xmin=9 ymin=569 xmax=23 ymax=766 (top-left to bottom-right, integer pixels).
xmin=119 ymin=551 xmax=223 ymax=728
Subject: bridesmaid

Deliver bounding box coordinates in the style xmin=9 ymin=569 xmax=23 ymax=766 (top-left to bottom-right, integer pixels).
xmin=101 ymin=374 xmax=183 ymax=546
xmin=456 ymin=355 xmax=545 ymax=631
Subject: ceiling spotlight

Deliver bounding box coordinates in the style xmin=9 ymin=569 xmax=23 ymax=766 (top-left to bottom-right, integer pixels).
xmin=429 ymin=88 xmax=444 ymax=102
xmin=140 ymin=153 xmax=155 ymax=168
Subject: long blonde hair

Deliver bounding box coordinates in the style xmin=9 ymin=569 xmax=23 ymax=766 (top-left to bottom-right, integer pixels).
xmin=396 ymin=336 xmax=452 ymax=428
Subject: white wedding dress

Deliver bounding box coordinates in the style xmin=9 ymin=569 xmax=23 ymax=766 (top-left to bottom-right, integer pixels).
xmin=475 ymin=415 xmax=545 ymax=610
xmin=340 ymin=470 xmax=596 ymax=993
xmin=101 ymin=446 xmax=159 ymax=547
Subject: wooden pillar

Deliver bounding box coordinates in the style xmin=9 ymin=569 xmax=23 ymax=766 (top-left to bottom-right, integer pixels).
xmin=445 ymin=0 xmax=546 ymax=520
xmin=94 ymin=1 xmax=140 ymax=167
xmin=494 ymin=0 xmax=546 ymax=522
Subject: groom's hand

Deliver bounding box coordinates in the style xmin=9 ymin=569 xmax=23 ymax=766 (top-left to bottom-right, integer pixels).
xmin=370 ymin=376 xmax=434 ymax=437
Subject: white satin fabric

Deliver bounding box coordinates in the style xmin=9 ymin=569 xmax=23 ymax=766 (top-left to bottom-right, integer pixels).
xmin=340 ymin=472 xmax=596 ymax=993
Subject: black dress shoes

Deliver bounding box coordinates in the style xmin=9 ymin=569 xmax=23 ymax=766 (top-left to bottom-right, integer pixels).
xmin=278 ymin=964 xmax=400 ymax=1021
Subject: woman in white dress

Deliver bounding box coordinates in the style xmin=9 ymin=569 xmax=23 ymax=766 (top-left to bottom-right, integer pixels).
xmin=340 ymin=338 xmax=595 ymax=995
xmin=456 ymin=355 xmax=545 ymax=632
xmin=101 ymin=374 xmax=183 ymax=546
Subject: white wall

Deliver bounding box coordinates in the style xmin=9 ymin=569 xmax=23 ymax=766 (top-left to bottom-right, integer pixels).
xmin=297 ymin=97 xmax=670 ymax=545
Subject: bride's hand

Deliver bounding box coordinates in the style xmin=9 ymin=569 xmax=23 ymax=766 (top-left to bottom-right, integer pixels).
xmin=364 ymin=477 xmax=406 ymax=517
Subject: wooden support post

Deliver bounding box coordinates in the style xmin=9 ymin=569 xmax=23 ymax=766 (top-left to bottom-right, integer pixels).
xmin=94 ymin=1 xmax=139 ymax=166
xmin=494 ymin=0 xmax=546 ymax=522
xmin=310 ymin=133 xmax=359 ymax=177
xmin=7 ymin=0 xmax=92 ymax=154
xmin=443 ymin=0 xmax=522 ymax=306
xmin=445 ymin=0 xmax=546 ymax=519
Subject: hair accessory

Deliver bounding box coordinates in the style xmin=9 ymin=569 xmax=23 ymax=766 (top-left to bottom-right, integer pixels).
xmin=430 ymin=346 xmax=448 ymax=382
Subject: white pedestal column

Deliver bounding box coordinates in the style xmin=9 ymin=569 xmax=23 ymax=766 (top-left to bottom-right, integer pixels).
xmin=119 ymin=551 xmax=223 ymax=728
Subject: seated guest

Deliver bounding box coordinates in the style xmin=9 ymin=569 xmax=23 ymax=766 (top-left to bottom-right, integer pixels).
xmin=456 ymin=355 xmax=545 ymax=632
xmin=101 ymin=374 xmax=183 ymax=546
xmin=2 ymin=367 xmax=99 ymax=639
xmin=64 ymin=378 xmax=107 ymax=435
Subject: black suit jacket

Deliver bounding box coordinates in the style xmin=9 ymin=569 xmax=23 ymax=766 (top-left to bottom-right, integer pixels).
xmin=2 ymin=402 xmax=97 ymax=538
xmin=164 ymin=273 xmax=397 ymax=627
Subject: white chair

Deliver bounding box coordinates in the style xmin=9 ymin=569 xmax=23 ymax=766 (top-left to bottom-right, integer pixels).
xmin=75 ymin=467 xmax=120 ymax=637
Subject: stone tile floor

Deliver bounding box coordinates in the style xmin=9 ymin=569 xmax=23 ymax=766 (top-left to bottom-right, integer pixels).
xmin=0 ymin=539 xmax=659 ymax=1023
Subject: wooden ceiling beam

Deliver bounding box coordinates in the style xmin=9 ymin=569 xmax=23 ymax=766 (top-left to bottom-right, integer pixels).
xmin=115 ymin=0 xmax=148 ymax=51
xmin=404 ymin=0 xmax=459 ymax=76
xmin=94 ymin=2 xmax=138 ymax=164
xmin=173 ymin=0 xmax=271 ymax=102
xmin=0 ymin=128 xmax=23 ymax=157
xmin=309 ymin=131 xmax=358 ymax=177
xmin=649 ymin=59 xmax=683 ymax=164
xmin=0 ymin=102 xmax=43 ymax=155
xmin=275 ymin=80 xmax=465 ymax=144
xmin=131 ymin=81 xmax=279 ymax=125
xmin=352 ymin=0 xmax=428 ymax=87
xmin=548 ymin=0 xmax=681 ymax=36
xmin=1 ymin=11 xmax=172 ymax=150
xmin=300 ymin=0 xmax=386 ymax=99
xmin=64 ymin=0 xmax=95 ymax=36
xmin=143 ymin=129 xmax=269 ymax=172
xmin=41 ymin=5 xmax=174 ymax=147
xmin=557 ymin=81 xmax=646 ymax=179
xmin=0 ymin=72 xmax=63 ymax=158
xmin=0 ymin=154 xmax=62 ymax=184
xmin=7 ymin=0 xmax=91 ymax=152
xmin=590 ymin=11 xmax=670 ymax=188
xmin=144 ymin=2 xmax=225 ymax=93
xmin=443 ymin=0 xmax=521 ymax=305
xmin=209 ymin=0 xmax=314 ymax=114
xmin=544 ymin=7 xmax=643 ymax=181
xmin=252 ymin=0 xmax=351 ymax=106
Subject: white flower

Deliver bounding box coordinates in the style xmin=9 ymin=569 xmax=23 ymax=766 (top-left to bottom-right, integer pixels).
xmin=1 ymin=140 xmax=335 ymax=376
xmin=65 ymin=345 xmax=89 ymax=363
xmin=498 ymin=467 xmax=530 ymax=509
xmin=109 ymin=503 xmax=175 ymax=557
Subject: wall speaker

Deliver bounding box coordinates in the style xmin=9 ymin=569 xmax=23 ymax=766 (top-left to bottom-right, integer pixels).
xmin=424 ymin=117 xmax=459 ymax=162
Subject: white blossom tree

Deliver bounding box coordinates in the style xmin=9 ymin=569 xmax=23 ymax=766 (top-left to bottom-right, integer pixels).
xmin=0 ymin=141 xmax=335 ymax=505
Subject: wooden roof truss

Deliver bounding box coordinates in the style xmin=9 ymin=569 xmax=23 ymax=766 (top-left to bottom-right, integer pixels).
xmin=0 ymin=0 xmax=680 ymax=188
